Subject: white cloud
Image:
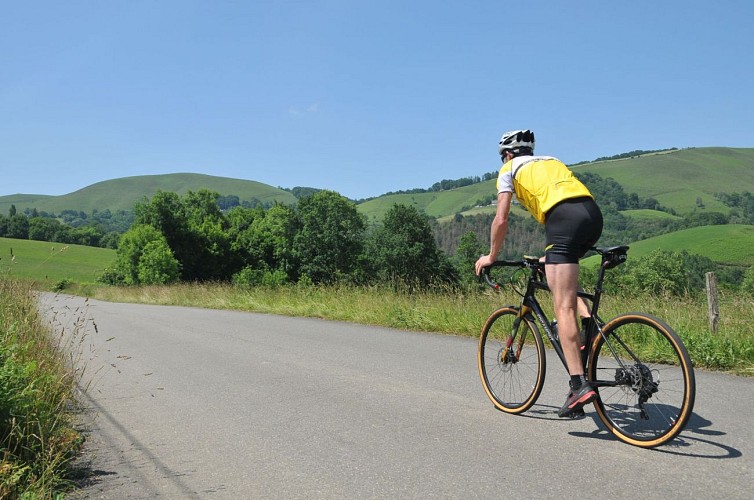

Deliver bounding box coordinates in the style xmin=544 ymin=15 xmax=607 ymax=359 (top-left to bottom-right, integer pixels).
xmin=288 ymin=103 xmax=319 ymax=115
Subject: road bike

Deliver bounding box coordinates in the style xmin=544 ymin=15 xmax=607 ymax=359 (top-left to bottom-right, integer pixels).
xmin=478 ymin=246 xmax=696 ymax=448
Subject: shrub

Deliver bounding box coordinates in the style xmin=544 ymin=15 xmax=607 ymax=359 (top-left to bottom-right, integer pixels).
xmin=96 ymin=267 xmax=126 ymax=286
xmin=115 ymin=225 xmax=179 ymax=285
xmin=604 ymin=249 xmax=717 ymax=297
xmin=51 ymin=279 xmax=72 ymax=292
xmin=741 ymin=265 xmax=754 ymax=296
xmin=137 ymin=240 xmax=181 ymax=285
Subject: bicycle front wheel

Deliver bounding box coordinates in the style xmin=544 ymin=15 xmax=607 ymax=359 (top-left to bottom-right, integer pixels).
xmin=478 ymin=306 xmax=546 ymax=414
xmin=589 ymin=313 xmax=695 ymax=448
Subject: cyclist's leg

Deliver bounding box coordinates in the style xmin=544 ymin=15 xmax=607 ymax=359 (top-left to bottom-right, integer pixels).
xmin=546 ymin=198 xmax=602 ymax=344
xmin=540 ymin=255 xmax=590 ymax=336
xmin=544 ymin=198 xmax=602 ymax=416
xmin=545 ymin=262 xmax=583 ymax=376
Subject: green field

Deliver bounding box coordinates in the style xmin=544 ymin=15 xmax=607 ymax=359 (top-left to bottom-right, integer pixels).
xmin=625 ymin=224 xmax=754 ymax=265
xmin=620 ymin=209 xmax=682 ymax=221
xmin=583 ymin=224 xmax=754 ymax=267
xmin=0 ymin=237 xmax=116 ymax=286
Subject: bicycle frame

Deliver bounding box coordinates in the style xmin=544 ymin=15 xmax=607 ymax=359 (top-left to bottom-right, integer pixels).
xmin=484 ymin=247 xmax=629 ymax=386
xmin=479 ymin=245 xmax=696 ymax=447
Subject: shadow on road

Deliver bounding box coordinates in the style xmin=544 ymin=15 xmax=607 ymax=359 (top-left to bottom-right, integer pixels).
xmin=514 ymin=404 xmax=742 ymax=458
xmin=67 ymin=388 xmax=204 ymax=499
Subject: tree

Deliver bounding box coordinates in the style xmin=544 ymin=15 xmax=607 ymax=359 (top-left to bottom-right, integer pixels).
xmin=367 ymin=204 xmax=457 ymax=287
xmin=28 ymin=217 xmax=63 ymax=242
xmin=182 ymin=189 xmax=236 ymax=280
xmin=137 ymin=240 xmax=181 ymax=285
xmin=114 ymin=224 xmax=179 ymax=285
xmin=217 ymin=194 xmax=240 ymax=210
xmin=454 ymin=231 xmax=486 ymax=284
xmin=6 ymin=214 xmax=29 ymax=239
xmin=70 ymin=225 xmax=104 ymax=247
xmin=100 ymin=231 xmax=121 ymax=249
xmin=134 ymin=191 xmax=192 ymax=277
xmin=227 ymin=205 xmax=266 ymax=268
xmin=134 ymin=190 xmax=233 ymax=281
xmin=293 ymin=190 xmax=365 ymax=283
xmin=285 ymin=186 xmax=322 ymax=199
xmin=243 ymin=204 xmax=299 ymax=277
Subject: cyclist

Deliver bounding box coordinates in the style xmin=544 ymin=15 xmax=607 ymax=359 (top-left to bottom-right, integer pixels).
xmin=474 ymin=129 xmax=604 ymax=417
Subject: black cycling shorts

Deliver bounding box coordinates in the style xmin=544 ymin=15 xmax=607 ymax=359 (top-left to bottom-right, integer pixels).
xmin=543 ymin=197 xmax=603 ymax=264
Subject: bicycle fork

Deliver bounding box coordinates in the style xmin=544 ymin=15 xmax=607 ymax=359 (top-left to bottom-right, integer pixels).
xmin=501 ymin=306 xmax=531 ymax=364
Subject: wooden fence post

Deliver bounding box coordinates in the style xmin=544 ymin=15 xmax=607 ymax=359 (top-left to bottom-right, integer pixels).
xmin=706 ymin=272 xmax=719 ymax=333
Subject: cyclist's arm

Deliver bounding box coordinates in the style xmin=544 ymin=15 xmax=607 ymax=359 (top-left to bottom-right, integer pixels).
xmin=475 ymin=191 xmax=512 ymax=274
xmin=490 ymin=191 xmax=512 ymax=257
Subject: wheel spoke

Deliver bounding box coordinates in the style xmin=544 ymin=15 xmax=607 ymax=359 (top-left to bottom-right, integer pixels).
xmin=478 ymin=308 xmax=545 ymax=413
xmin=590 ymin=313 xmax=695 ymax=447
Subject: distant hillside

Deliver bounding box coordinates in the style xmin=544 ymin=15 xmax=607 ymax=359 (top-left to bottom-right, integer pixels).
xmin=358 ymin=182 xmax=494 ymax=224
xmin=0 ymin=173 xmax=298 ymax=215
xmin=2 ymin=148 xmax=752 ymax=222
xmin=624 ymin=224 xmax=754 ymax=266
xmin=359 ymin=147 xmax=754 ymax=222
xmin=582 ymin=224 xmax=754 ymax=268
xmin=573 ymin=147 xmax=754 ymax=214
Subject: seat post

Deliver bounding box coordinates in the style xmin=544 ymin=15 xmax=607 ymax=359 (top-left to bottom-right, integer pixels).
xmin=590 ymin=257 xmax=610 ymax=316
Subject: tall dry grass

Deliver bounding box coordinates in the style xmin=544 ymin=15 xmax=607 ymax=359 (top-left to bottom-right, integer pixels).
xmin=91 ymin=282 xmax=753 ymax=375
xmin=1 ymin=278 xmax=85 ymax=498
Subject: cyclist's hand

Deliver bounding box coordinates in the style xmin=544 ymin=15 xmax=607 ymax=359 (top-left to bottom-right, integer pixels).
xmin=475 ymin=254 xmax=495 ymax=276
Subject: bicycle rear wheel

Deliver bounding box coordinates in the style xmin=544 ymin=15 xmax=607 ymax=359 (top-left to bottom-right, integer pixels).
xmin=588 ymin=313 xmax=695 ymax=448
xmin=478 ymin=306 xmax=546 ymax=414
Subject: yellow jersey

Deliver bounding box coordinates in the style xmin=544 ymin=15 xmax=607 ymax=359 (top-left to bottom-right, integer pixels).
xmin=497 ymin=156 xmax=593 ymax=224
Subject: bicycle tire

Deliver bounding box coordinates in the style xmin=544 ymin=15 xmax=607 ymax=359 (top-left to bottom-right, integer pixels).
xmin=588 ymin=313 xmax=696 ymax=448
xmin=478 ymin=306 xmax=546 ymax=414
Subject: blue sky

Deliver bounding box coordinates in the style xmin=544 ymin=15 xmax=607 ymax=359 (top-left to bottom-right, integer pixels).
xmin=2 ymin=0 xmax=752 ymax=201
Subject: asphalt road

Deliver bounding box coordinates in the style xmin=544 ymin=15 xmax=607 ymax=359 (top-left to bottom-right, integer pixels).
xmin=39 ymin=293 xmax=753 ymax=499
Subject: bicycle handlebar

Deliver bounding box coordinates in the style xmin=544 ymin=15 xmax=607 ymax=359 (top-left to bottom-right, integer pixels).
xmin=479 ymin=258 xmax=534 ymax=290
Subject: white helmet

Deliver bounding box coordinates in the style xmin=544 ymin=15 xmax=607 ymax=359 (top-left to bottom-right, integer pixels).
xmin=498 ymin=129 xmax=535 ymax=156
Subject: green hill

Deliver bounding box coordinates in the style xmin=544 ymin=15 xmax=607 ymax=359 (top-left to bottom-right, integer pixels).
xmin=0 ymin=173 xmax=298 ymax=215
xmin=625 ymin=224 xmax=754 ymax=265
xmin=359 ymin=147 xmax=754 ymax=221
xmin=572 ymin=147 xmax=754 ymax=214
xmin=0 ymin=237 xmax=116 ymax=285
xmin=358 ymin=182 xmax=494 ymax=224
xmin=620 ymin=209 xmax=682 ymax=222
xmin=583 ymin=224 xmax=754 ymax=267
xmin=3 ymin=148 xmax=752 ymax=222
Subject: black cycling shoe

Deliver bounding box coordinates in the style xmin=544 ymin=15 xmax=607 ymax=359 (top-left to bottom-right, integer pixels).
xmin=569 ymin=407 xmax=586 ymax=418
xmin=558 ymin=383 xmax=596 ymax=418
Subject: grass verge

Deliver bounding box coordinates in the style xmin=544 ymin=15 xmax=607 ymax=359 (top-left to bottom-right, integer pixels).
xmin=91 ymin=282 xmax=754 ymax=376
xmin=1 ymin=278 xmax=83 ymax=498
